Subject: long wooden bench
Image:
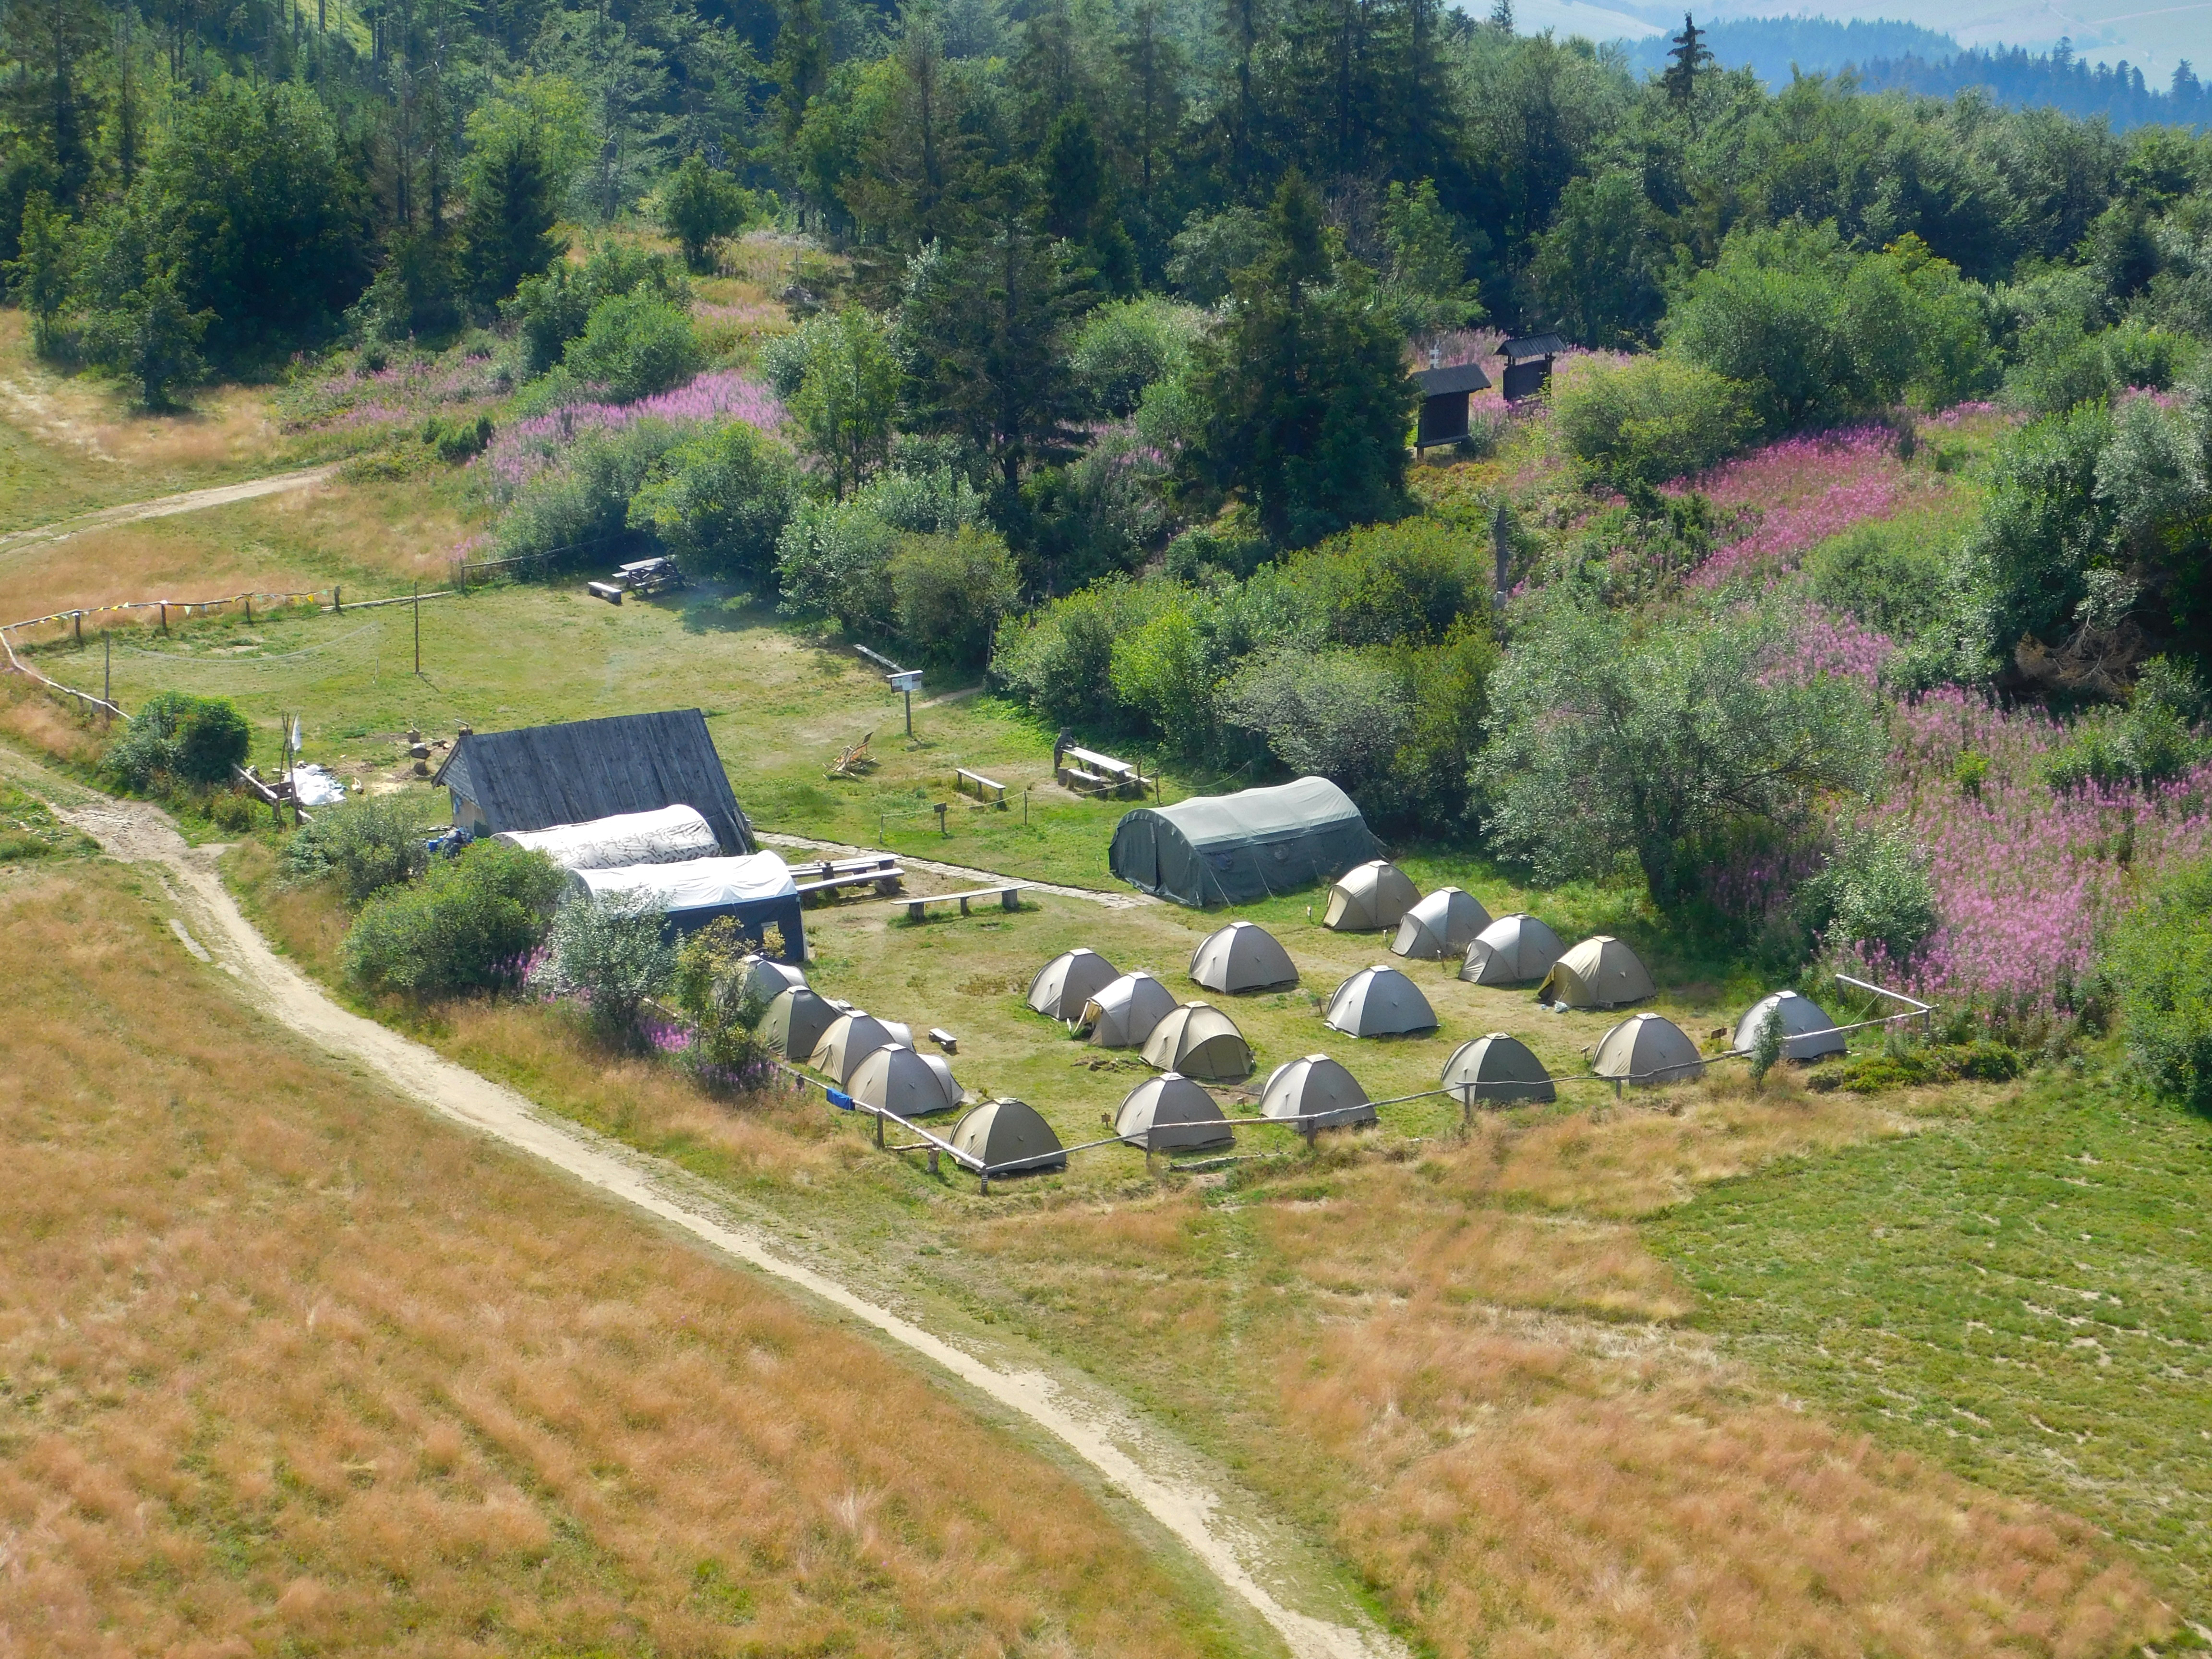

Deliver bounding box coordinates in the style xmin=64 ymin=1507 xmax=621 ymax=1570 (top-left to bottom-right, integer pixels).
xmin=794 ymin=855 xmax=905 ymax=902
xmin=901 ymin=884 xmax=1025 ymax=921
xmin=954 ymin=767 xmax=1008 ymax=807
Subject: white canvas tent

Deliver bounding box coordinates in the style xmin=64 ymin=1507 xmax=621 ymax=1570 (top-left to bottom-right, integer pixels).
xmin=847 ymin=1043 xmax=963 ymax=1117
xmin=1460 ymin=913 xmax=1567 ymax=985
xmin=1081 ymin=972 xmax=1178 ymax=1048
xmin=1539 ymin=935 xmax=1656 ymax=1009
xmin=1591 ymin=1012 xmax=1704 ymax=1085
xmin=568 ymin=850 xmax=805 ymax=956
xmin=496 ymin=804 xmax=721 ymax=870
xmin=1323 ymin=860 xmax=1422 ymax=931
xmin=1116 ymin=1074 xmax=1234 ymax=1151
xmin=1190 ymin=921 xmax=1299 ymax=993
xmin=810 ymin=1010 xmax=915 ymax=1083
xmin=1029 ymin=948 xmax=1121 ymax=1021
xmin=1141 ymin=1003 xmax=1254 ymax=1081
xmin=951 ymin=1098 xmax=1066 ymax=1173
xmin=1323 ymin=965 xmax=1439 ymax=1037
xmin=1258 ymin=1055 xmax=1375 ymax=1128
xmin=1733 ymin=990 xmax=1847 ymax=1061
xmin=1392 ymin=887 xmax=1492 ymax=959
xmin=1440 ymin=1033 xmax=1556 ymax=1106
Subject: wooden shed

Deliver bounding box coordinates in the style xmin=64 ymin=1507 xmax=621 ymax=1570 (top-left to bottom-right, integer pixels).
xmin=1499 ymin=334 xmax=1567 ymax=404
xmin=1412 ymin=360 xmax=1493 ymax=453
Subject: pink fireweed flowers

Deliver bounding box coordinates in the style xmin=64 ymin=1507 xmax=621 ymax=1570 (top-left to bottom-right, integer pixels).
xmin=1675 ymin=424 xmax=1908 ymax=587
xmin=482 ymin=370 xmax=786 ymax=497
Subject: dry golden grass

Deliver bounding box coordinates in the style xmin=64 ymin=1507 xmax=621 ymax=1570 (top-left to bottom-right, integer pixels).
xmin=0 ymin=860 xmax=1234 ymax=1659
xmin=0 ymin=680 xmax=106 ymax=769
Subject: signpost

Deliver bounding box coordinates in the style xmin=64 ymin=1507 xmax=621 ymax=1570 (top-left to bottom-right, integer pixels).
xmin=888 ymin=667 xmax=924 ymax=737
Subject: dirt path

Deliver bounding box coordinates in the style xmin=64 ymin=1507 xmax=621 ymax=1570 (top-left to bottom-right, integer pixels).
xmin=6 ymin=755 xmax=1394 ymax=1659
xmin=0 ymin=466 xmax=339 ymax=555
xmin=757 ymin=829 xmax=1158 ymax=910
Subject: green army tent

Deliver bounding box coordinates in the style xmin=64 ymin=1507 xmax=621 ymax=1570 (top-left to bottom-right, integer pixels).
xmin=1109 ymin=777 xmax=1379 ymax=907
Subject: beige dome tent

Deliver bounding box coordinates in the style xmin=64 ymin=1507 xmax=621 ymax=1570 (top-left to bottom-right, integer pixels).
xmin=763 ymin=986 xmax=840 ymax=1060
xmin=1592 ymin=1012 xmax=1704 ymax=1086
xmin=1190 ymin=920 xmax=1299 ymax=993
xmin=1441 ymin=1033 xmax=1556 ymax=1107
xmin=810 ymin=1010 xmax=913 ymax=1083
xmin=740 ymin=952 xmax=807 ymax=1007
xmin=1733 ymin=990 xmax=1846 ymax=1061
xmin=1081 ymin=971 xmax=1178 ymax=1048
xmin=1116 ymin=1074 xmax=1234 ymax=1151
xmin=1323 ymin=965 xmax=1439 ymax=1037
xmin=1323 ymin=860 xmax=1422 ymax=931
xmin=950 ymin=1098 xmax=1066 ymax=1174
xmin=1259 ymin=1055 xmax=1375 ymax=1128
xmin=1141 ymin=1003 xmax=1254 ymax=1081
xmin=1028 ymin=948 xmax=1121 ymax=1021
xmin=1459 ymin=913 xmax=1567 ymax=986
xmin=1538 ymin=935 xmax=1656 ymax=1009
xmin=1392 ymin=887 xmax=1492 ymax=959
xmin=847 ymin=1043 xmax=963 ymax=1117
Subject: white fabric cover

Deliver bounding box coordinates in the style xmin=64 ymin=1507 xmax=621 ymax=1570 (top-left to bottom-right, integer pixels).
xmin=499 ymin=805 xmax=722 ymax=870
xmin=569 ymin=850 xmax=796 ymax=910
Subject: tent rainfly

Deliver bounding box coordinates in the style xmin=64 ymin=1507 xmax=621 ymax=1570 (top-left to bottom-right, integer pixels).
xmin=569 ymin=852 xmax=805 ymax=958
xmin=740 ymin=952 xmax=807 ymax=1007
xmin=496 ymin=804 xmax=721 ymax=870
xmin=1460 ymin=913 xmax=1567 ymax=986
xmin=1141 ymin=1003 xmax=1255 ymax=1081
xmin=1538 ymin=935 xmax=1656 ymax=1009
xmin=847 ymin=1043 xmax=963 ymax=1118
xmin=763 ymin=986 xmax=840 ymax=1061
xmin=1324 ymin=860 xmax=1422 ymax=932
xmin=810 ymin=1010 xmax=914 ymax=1083
xmin=1323 ymin=965 xmax=1439 ymax=1037
xmin=1259 ymin=1055 xmax=1375 ymax=1128
xmin=1592 ymin=1012 xmax=1704 ymax=1085
xmin=1392 ymin=887 xmax=1493 ymax=959
xmin=1733 ymin=990 xmax=1847 ymax=1061
xmin=1441 ymin=1034 xmax=1556 ymax=1107
xmin=1116 ymin=1074 xmax=1234 ymax=1151
xmin=950 ymin=1098 xmax=1066 ymax=1174
xmin=1190 ymin=921 xmax=1299 ymax=993
xmin=1081 ymin=972 xmax=1178 ymax=1048
xmin=1108 ymin=776 xmax=1380 ymax=907
xmin=1029 ymin=948 xmax=1121 ymax=1021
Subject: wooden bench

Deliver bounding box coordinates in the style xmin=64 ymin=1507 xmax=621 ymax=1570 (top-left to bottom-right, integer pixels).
xmin=794 ymin=855 xmax=905 ymax=902
xmin=902 ymin=885 xmax=1025 ymax=921
xmin=955 ymin=767 xmax=1008 ymax=807
xmin=586 ymin=581 xmax=625 ymax=604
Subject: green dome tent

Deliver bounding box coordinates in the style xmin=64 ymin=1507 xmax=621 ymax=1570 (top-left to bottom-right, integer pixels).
xmin=1322 ymin=965 xmax=1439 ymax=1037
xmin=1117 ymin=1074 xmax=1234 ymax=1151
xmin=810 ymin=1010 xmax=914 ymax=1083
xmin=1029 ymin=948 xmax=1120 ymax=1021
xmin=1441 ymin=1033 xmax=1556 ymax=1106
xmin=1141 ymin=1003 xmax=1254 ymax=1081
xmin=1259 ymin=1055 xmax=1375 ymax=1128
xmin=1323 ymin=860 xmax=1422 ymax=932
xmin=1391 ymin=887 xmax=1491 ymax=959
xmin=1190 ymin=921 xmax=1299 ymax=993
xmin=1539 ymin=936 xmax=1656 ymax=1009
xmin=1109 ymin=777 xmax=1379 ymax=907
xmin=951 ymin=1098 xmax=1066 ymax=1175
xmin=1081 ymin=971 xmax=1178 ymax=1048
xmin=1733 ymin=990 xmax=1846 ymax=1060
xmin=1460 ymin=914 xmax=1566 ymax=986
xmin=763 ymin=986 xmax=839 ymax=1060
xmin=1592 ymin=1012 xmax=1704 ymax=1086
xmin=847 ymin=1043 xmax=963 ymax=1118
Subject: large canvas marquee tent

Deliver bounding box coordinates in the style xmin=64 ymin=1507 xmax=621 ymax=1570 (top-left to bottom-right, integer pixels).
xmin=1108 ymin=777 xmax=1379 ymax=906
xmin=569 ymin=851 xmax=805 ymax=956
xmin=496 ymin=804 xmax=720 ymax=869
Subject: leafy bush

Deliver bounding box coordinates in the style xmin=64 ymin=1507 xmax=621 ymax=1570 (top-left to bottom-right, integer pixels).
xmin=1806 ymin=523 xmax=1953 ymax=638
xmin=1070 ymin=297 xmax=1205 ymax=418
xmin=775 ymin=467 xmax=985 ymax=634
xmin=1108 ymin=589 xmax=1224 ymax=755
xmin=532 ymin=893 xmax=675 ymax=1046
xmin=505 ymin=241 xmax=689 ymax=377
xmin=282 ymin=797 xmax=434 ymax=903
xmin=1219 ymin=647 xmax=1410 ymax=803
xmin=2042 ymin=659 xmax=2210 ymax=791
xmin=670 ymin=918 xmax=777 ymax=1092
xmin=658 ymin=156 xmax=757 ymax=272
xmin=1287 ymin=517 xmax=1496 ymax=647
xmin=1164 ymin=206 xmax=1268 ymax=305
xmin=495 ymin=420 xmax=683 ymax=566
xmin=343 ymin=842 xmax=565 ymax=996
xmin=627 ymin=420 xmax=799 ymax=583
xmin=1805 ymin=1041 xmax=2022 ymax=1094
xmin=421 ymin=412 xmax=493 ymax=462
xmin=990 ymin=578 xmax=1170 ymax=730
xmin=103 ymin=692 xmax=252 ymax=791
xmin=2005 ymin=316 xmax=2194 ymax=416
xmin=561 ymin=291 xmax=703 ymax=403
xmin=1552 ymin=356 xmax=1757 ymax=489
xmin=1022 ymin=430 xmax=1176 ymax=588
xmin=1813 ymin=823 xmax=1940 ymax=964
xmin=786 ymin=308 xmax=900 ymax=497
xmin=2106 ymin=856 xmax=2212 ymax=1111
xmin=889 ymin=527 xmax=1022 ymax=667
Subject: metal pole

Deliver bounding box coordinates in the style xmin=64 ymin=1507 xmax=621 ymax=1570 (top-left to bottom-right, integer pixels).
xmin=103 ymin=632 xmax=110 ymax=714
xmin=413 ymin=580 xmax=421 ymax=674
xmin=903 ymin=687 xmax=913 ymax=738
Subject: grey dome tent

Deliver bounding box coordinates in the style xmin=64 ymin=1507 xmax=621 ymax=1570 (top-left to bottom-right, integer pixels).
xmin=1029 ymin=948 xmax=1121 ymax=1021
xmin=1392 ymin=887 xmax=1492 ymax=960
xmin=1539 ymin=936 xmax=1656 ymax=1009
xmin=763 ymin=986 xmax=839 ymax=1061
xmin=1116 ymin=1074 xmax=1234 ymax=1151
xmin=1081 ymin=972 xmax=1178 ymax=1048
xmin=1323 ymin=965 xmax=1439 ymax=1037
xmin=1141 ymin=1003 xmax=1254 ymax=1081
xmin=847 ymin=1043 xmax=963 ymax=1117
xmin=1109 ymin=777 xmax=1379 ymax=907
xmin=1259 ymin=1055 xmax=1375 ymax=1129
xmin=1441 ymin=1034 xmax=1556 ymax=1107
xmin=1460 ymin=914 xmax=1566 ymax=986
xmin=740 ymin=953 xmax=807 ymax=1007
xmin=951 ymin=1098 xmax=1066 ymax=1175
xmin=1733 ymin=990 xmax=1847 ymax=1061
xmin=1592 ymin=1012 xmax=1704 ymax=1085
xmin=1190 ymin=921 xmax=1299 ymax=993
xmin=810 ymin=1010 xmax=914 ymax=1083
xmin=1324 ymin=861 xmax=1422 ymax=932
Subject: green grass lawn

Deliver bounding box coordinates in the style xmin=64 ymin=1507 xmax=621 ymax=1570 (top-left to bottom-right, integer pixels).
xmin=1648 ymin=1060 xmax=2212 ymax=1615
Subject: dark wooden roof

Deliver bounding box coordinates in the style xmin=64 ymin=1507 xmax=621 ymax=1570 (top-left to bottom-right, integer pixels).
xmin=1500 ymin=334 xmax=1567 ymax=362
xmin=432 ymin=709 xmax=754 ymax=854
xmin=1413 ymin=361 xmax=1492 ymax=396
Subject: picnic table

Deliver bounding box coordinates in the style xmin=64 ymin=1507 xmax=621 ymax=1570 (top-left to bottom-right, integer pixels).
xmin=1052 ymin=739 xmax=1146 ymax=799
xmin=793 ymin=854 xmax=906 ymax=903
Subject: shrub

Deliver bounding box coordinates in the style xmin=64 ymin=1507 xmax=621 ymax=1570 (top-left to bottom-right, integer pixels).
xmin=1069 ymin=297 xmax=1205 ymax=418
xmin=561 ymin=291 xmax=702 ymax=403
xmin=775 ymin=467 xmax=985 ymax=634
xmin=627 ymin=420 xmax=799 ymax=583
xmin=2106 ymin=856 xmax=2212 ymax=1111
xmin=421 ymin=412 xmax=493 ymax=462
xmin=1022 ymin=430 xmax=1175 ymax=589
xmin=889 ymin=527 xmax=1022 ymax=667
xmin=1218 ymin=646 xmax=1409 ymax=805
xmin=1552 ymin=356 xmax=1757 ymax=489
xmin=494 ymin=419 xmax=683 ymax=566
xmin=1108 ymin=590 xmax=1224 ymax=755
xmin=2042 ymin=659 xmax=2210 ymax=791
xmin=670 ymin=918 xmax=777 ymax=1093
xmin=990 ymin=578 xmax=1167 ymax=730
xmin=1813 ymin=823 xmax=1940 ymax=964
xmin=1805 ymin=1040 xmax=2023 ymax=1094
xmin=505 ymin=241 xmax=689 ymax=376
xmin=282 ymin=796 xmax=434 ymax=903
xmin=532 ymin=893 xmax=675 ymax=1046
xmin=1806 ymin=523 xmax=1952 ymax=639
xmin=104 ymin=692 xmax=252 ymax=791
xmin=344 ymin=841 xmax=565 ymax=996
xmin=1287 ymin=517 xmax=1496 ymax=647
xmin=658 ymin=155 xmax=756 ymax=272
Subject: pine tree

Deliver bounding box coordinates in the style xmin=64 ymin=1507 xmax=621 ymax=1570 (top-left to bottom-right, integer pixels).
xmin=460 ymin=129 xmax=564 ymax=305
xmin=1662 ymin=12 xmax=1710 ymax=113
xmin=1488 ymin=0 xmax=1512 ymax=31
xmin=4 ymin=190 xmax=73 ymax=356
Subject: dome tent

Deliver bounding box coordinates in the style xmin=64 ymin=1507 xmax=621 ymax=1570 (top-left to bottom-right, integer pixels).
xmin=740 ymin=953 xmax=807 ymax=1007
xmin=1592 ymin=1012 xmax=1704 ymax=1085
xmin=1323 ymin=860 xmax=1422 ymax=932
xmin=1190 ymin=920 xmax=1299 ymax=993
xmin=847 ymin=1043 xmax=963 ymax=1117
xmin=1110 ymin=776 xmax=1380 ymax=906
xmin=1392 ymin=887 xmax=1492 ymax=959
xmin=1141 ymin=1003 xmax=1255 ymax=1081
xmin=1116 ymin=1074 xmax=1234 ymax=1151
xmin=810 ymin=1010 xmax=914 ymax=1083
xmin=1323 ymin=965 xmax=1439 ymax=1037
xmin=763 ymin=986 xmax=840 ymax=1060
xmin=1029 ymin=948 xmax=1121 ymax=1021
xmin=1459 ymin=913 xmax=1567 ymax=986
xmin=1538 ymin=936 xmax=1656 ymax=1009
xmin=1733 ymin=990 xmax=1847 ymax=1061
xmin=1259 ymin=1055 xmax=1375 ymax=1128
xmin=1441 ymin=1034 xmax=1556 ymax=1107
xmin=1081 ymin=971 xmax=1178 ymax=1048
xmin=950 ymin=1098 xmax=1066 ymax=1175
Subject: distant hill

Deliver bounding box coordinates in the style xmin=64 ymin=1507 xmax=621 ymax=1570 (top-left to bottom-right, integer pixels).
xmin=1616 ymin=16 xmax=1959 ymax=83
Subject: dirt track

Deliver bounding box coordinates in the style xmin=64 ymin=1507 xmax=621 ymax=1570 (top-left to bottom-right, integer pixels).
xmin=0 ymin=466 xmax=338 ymax=556
xmin=5 ymin=751 xmax=1397 ymax=1659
